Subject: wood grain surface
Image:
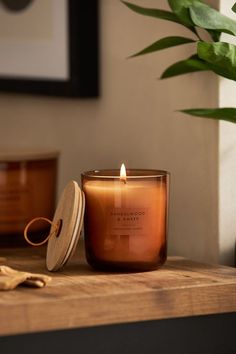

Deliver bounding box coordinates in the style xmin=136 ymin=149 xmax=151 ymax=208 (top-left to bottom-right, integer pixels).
xmin=1 ymin=241 xmax=236 ymax=336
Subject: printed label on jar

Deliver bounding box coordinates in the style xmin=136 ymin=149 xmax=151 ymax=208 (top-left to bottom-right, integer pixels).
xmin=106 ymin=207 xmax=149 ymax=238
xmin=0 ymin=186 xmax=31 ymax=223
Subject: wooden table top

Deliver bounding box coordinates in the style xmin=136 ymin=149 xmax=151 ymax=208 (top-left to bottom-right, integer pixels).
xmin=1 ymin=241 xmax=236 ymax=336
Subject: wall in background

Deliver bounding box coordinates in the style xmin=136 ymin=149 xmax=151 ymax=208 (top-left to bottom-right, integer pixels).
xmin=219 ymin=0 xmax=236 ymax=265
xmin=0 ymin=0 xmax=220 ymax=263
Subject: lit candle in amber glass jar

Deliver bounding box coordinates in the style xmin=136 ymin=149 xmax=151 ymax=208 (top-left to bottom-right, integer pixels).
xmin=82 ymin=166 xmax=169 ymax=271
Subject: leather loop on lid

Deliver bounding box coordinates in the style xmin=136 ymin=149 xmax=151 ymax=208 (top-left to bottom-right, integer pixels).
xmin=24 ymin=217 xmax=61 ymax=246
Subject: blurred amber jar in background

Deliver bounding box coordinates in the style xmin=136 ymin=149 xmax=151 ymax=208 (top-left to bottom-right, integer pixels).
xmin=0 ymin=150 xmax=59 ymax=246
xmin=82 ymin=169 xmax=169 ymax=271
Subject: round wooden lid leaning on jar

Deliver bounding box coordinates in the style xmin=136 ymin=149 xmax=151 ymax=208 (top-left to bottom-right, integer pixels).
xmin=46 ymin=181 xmax=85 ymax=271
xmin=23 ymin=180 xmax=85 ymax=271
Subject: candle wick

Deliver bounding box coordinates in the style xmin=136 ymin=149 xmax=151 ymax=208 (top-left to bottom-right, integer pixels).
xmin=120 ymin=177 xmax=127 ymax=184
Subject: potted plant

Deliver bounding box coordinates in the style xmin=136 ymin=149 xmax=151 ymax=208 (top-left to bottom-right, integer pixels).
xmin=123 ymin=0 xmax=236 ymax=123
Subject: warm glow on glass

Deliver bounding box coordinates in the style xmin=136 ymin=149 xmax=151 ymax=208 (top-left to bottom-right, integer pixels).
xmin=120 ymin=163 xmax=126 ymax=183
xmin=82 ymin=168 xmax=169 ymax=271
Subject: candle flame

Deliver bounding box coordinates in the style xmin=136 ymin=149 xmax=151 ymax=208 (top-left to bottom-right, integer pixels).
xmin=120 ymin=163 xmax=127 ymax=183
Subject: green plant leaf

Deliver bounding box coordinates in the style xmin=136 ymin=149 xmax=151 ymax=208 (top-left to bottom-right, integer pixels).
xmin=161 ymin=55 xmax=209 ymax=79
xmin=122 ymin=1 xmax=197 ymax=34
xmin=232 ymin=3 xmax=236 ymax=14
xmin=129 ymin=36 xmax=195 ymax=58
xmin=122 ymin=1 xmax=183 ymax=23
xmin=197 ymin=41 xmax=236 ymax=81
xmin=168 ymin=1 xmax=224 ymax=40
xmin=190 ymin=2 xmax=236 ymax=35
xmin=180 ymin=108 xmax=236 ymax=124
xmin=168 ymin=0 xmax=201 ymax=26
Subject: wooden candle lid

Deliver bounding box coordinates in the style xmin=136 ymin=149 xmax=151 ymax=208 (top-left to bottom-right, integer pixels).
xmin=46 ymin=181 xmax=85 ymax=272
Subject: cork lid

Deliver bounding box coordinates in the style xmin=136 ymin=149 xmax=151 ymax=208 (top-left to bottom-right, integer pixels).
xmin=46 ymin=181 xmax=85 ymax=272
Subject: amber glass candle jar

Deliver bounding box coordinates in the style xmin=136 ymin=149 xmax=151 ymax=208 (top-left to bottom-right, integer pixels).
xmin=0 ymin=150 xmax=59 ymax=246
xmin=82 ymin=168 xmax=169 ymax=271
